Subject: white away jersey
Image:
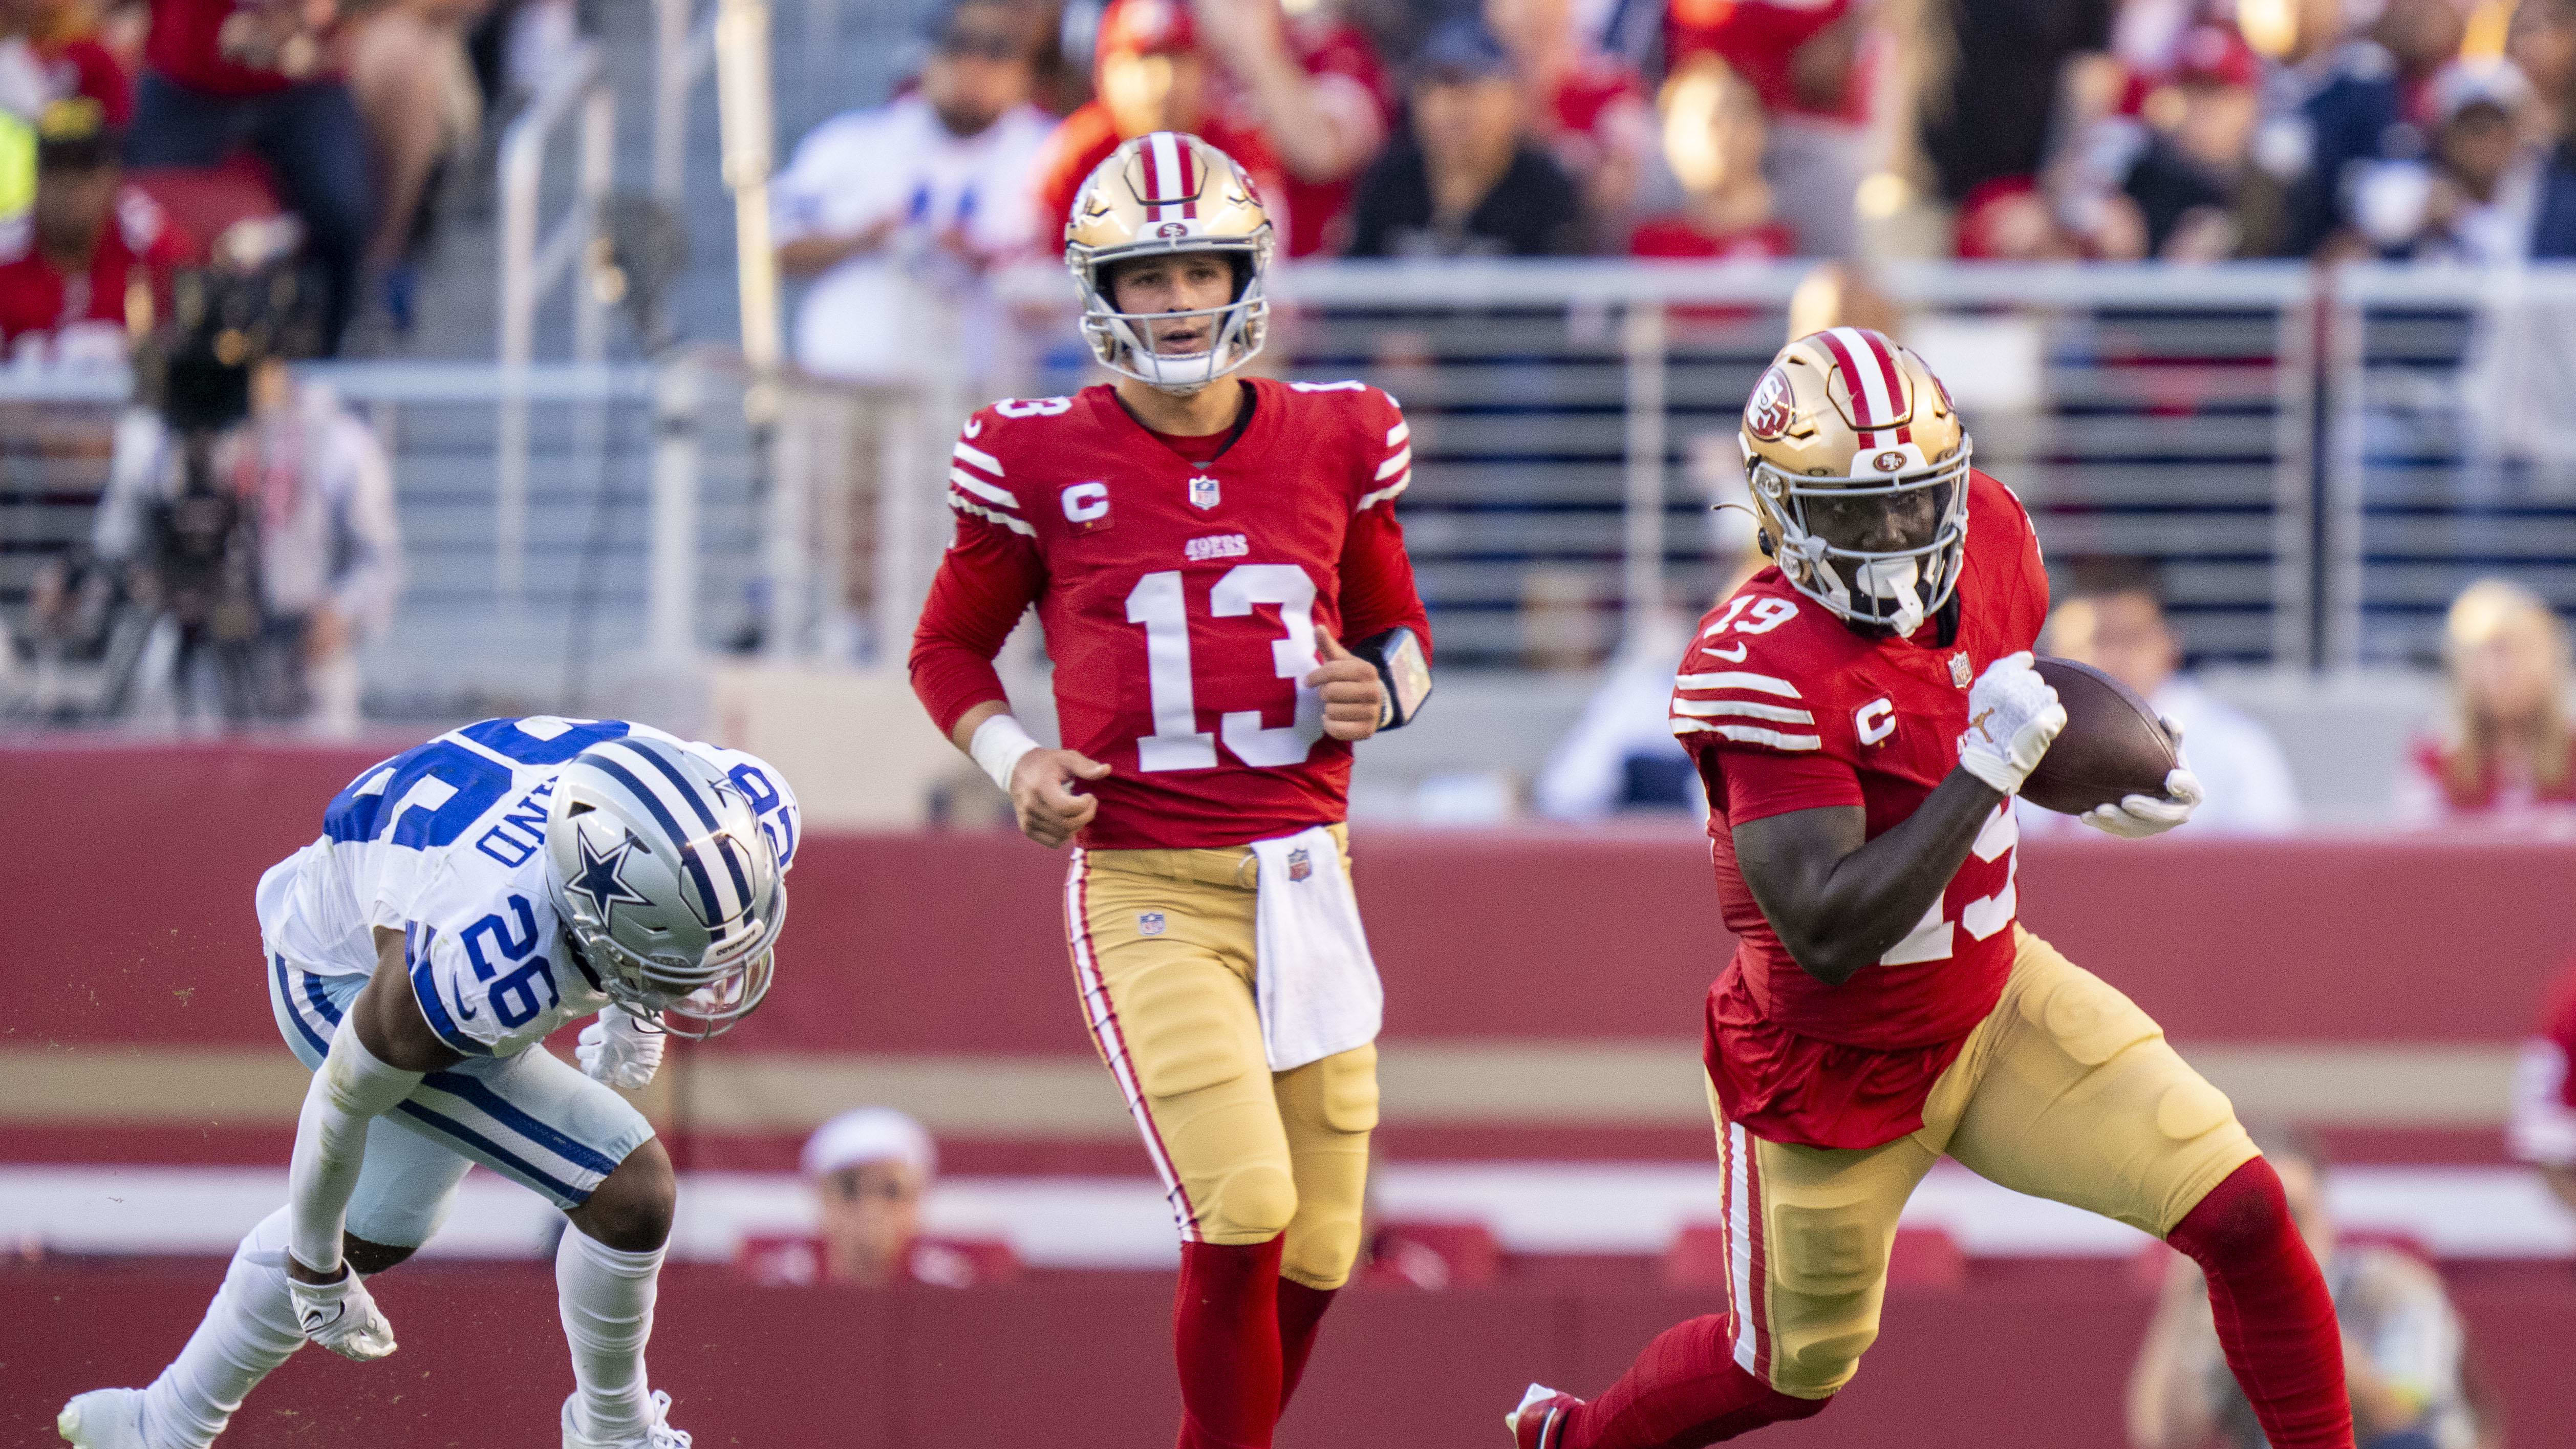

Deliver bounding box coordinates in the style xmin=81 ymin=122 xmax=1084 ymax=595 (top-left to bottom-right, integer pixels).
xmin=257 ymin=717 xmax=800 ymax=1058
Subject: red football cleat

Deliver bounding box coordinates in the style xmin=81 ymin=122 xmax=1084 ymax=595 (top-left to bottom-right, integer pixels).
xmin=1507 ymin=1383 xmax=1583 ymax=1449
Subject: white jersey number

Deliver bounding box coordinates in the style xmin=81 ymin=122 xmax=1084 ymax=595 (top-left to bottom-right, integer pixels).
xmin=1878 ymin=803 xmax=2019 ymax=966
xmin=1124 ymin=565 xmax=1325 ymax=772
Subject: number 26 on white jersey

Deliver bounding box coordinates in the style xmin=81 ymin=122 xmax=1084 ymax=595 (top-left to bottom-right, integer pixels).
xmin=1125 ymin=564 xmax=1326 ymax=771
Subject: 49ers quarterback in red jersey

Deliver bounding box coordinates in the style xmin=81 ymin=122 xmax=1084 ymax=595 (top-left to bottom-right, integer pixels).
xmin=1505 ymin=328 xmax=2354 ymax=1449
xmin=911 ymin=132 xmax=1430 ymax=1449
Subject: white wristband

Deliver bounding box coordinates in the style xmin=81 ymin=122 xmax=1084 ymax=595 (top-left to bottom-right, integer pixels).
xmin=969 ymin=714 xmax=1041 ymax=793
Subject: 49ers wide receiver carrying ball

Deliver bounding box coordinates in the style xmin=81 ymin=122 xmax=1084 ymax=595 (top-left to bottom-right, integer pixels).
xmin=909 ymin=131 xmax=1431 ymax=1449
xmin=1505 ymin=330 xmax=2355 ymax=1449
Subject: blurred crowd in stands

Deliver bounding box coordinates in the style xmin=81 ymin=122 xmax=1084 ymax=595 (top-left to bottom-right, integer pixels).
xmin=775 ymin=0 xmax=2576 ymax=384
xmin=0 ymin=0 xmax=581 ymax=365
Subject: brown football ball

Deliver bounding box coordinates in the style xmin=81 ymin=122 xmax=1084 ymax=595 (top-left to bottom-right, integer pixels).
xmin=2019 ymin=657 xmax=2180 ymax=816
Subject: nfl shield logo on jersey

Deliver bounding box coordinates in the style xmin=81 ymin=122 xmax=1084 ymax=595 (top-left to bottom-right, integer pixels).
xmin=1188 ymin=474 xmax=1221 ymax=510
xmin=1285 ymin=847 xmax=1313 ymax=882
xmin=1949 ymin=651 xmax=1972 ymax=688
xmin=1139 ymin=911 xmax=1166 ymax=936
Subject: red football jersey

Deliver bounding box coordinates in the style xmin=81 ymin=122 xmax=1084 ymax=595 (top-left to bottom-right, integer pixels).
xmin=1678 ymin=468 xmax=2049 ymax=1148
xmin=909 ymin=378 xmax=1430 ymax=850
xmin=0 ymin=186 xmax=194 ymax=364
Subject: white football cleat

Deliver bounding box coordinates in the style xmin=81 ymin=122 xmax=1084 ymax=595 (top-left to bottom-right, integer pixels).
xmin=286 ymin=1267 xmax=397 ymax=1361
xmin=56 ymin=1388 xmax=148 ymax=1448
xmin=1507 ymin=1382 xmax=1583 ymax=1449
xmin=564 ymin=1388 xmax=692 ymax=1448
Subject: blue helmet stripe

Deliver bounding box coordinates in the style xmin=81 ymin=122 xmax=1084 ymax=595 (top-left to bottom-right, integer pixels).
xmin=581 ymin=754 xmax=726 ymax=925
xmin=604 ymin=738 xmax=750 ymax=921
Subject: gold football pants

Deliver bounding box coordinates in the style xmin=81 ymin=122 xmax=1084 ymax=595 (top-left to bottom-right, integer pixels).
xmin=1712 ymin=926 xmax=2259 ymax=1399
xmin=1065 ymin=829 xmax=1378 ymax=1290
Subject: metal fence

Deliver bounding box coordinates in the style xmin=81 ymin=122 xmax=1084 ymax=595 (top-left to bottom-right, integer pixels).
xmin=18 ymin=262 xmax=2576 ymax=721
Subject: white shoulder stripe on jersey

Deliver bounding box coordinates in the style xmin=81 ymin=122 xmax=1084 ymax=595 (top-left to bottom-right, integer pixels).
xmin=1674 ymin=671 xmax=1802 ymax=698
xmin=1672 ymin=719 xmax=1824 ymax=750
xmin=1356 ymin=473 xmax=1409 ymax=512
xmin=1386 ymin=420 xmax=1409 ymax=448
xmin=953 ymin=440 xmax=1005 ymax=477
xmin=1671 ymin=697 xmax=1816 ymax=724
xmin=948 ymin=467 xmax=1020 ymax=508
xmin=949 ymin=491 xmax=1037 ymax=536
xmin=1375 ymin=447 xmax=1412 ymax=481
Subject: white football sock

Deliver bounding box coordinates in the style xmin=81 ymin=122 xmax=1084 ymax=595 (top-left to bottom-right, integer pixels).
xmin=557 ymin=1228 xmax=665 ymax=1443
xmin=140 ymin=1207 xmax=307 ymax=1449
xmin=287 ymin=1020 xmax=423 ymax=1274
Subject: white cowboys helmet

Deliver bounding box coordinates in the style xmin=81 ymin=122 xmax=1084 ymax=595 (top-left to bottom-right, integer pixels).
xmin=544 ymin=735 xmax=787 ymax=1038
xmin=1064 ymin=129 xmax=1274 ymax=394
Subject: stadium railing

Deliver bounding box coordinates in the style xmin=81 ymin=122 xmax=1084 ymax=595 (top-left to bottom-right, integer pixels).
xmin=18 ymin=261 xmax=2576 ymax=725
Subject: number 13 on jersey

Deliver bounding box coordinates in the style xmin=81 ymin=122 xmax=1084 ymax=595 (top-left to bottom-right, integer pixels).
xmin=1125 ymin=564 xmax=1326 ymax=772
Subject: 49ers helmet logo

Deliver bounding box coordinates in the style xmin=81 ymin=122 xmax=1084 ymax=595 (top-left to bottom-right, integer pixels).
xmin=1744 ymin=366 xmax=1796 ymax=440
xmin=1872 ymin=450 xmax=1908 ymax=473
xmin=1156 ymin=221 xmax=1188 ymax=238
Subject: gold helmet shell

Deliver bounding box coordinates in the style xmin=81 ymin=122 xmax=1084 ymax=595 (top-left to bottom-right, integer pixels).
xmin=1740 ymin=326 xmax=1974 ymax=635
xmin=1064 ymin=130 xmax=1275 ymax=394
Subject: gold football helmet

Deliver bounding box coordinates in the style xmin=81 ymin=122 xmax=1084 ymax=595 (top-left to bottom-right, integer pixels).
xmin=1739 ymin=326 xmax=1973 ymax=635
xmin=1064 ymin=130 xmax=1274 ymax=394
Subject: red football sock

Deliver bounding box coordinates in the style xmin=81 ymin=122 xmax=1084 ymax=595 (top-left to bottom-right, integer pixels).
xmin=1565 ymin=1314 xmax=1829 ymax=1449
xmin=1172 ymin=1238 xmax=1284 ymax=1449
xmin=2165 ymin=1158 xmax=2354 ymax=1449
xmin=1273 ymin=1279 xmax=1337 ymax=1416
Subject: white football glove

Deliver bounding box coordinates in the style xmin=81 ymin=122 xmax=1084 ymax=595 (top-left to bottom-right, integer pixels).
xmin=2079 ymin=717 xmax=2204 ymax=843
xmin=1956 ymin=651 xmax=2069 ymax=796
xmin=577 ymin=1008 xmax=665 ymax=1091
xmin=286 ymin=1266 xmax=397 ymax=1362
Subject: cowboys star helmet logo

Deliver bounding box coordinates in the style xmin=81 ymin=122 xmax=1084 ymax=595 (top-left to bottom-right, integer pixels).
xmin=568 ymin=829 xmax=653 ymax=926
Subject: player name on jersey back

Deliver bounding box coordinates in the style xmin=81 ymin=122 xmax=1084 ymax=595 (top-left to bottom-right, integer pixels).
xmin=259 ymin=717 xmax=799 ymax=1058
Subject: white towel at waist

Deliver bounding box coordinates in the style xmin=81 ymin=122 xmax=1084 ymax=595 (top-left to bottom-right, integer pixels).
xmin=1250 ymin=825 xmax=1383 ymax=1072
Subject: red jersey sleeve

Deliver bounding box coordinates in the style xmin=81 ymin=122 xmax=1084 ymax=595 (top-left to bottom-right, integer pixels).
xmin=2509 ymin=960 xmax=2576 ymax=1167
xmin=908 ymin=413 xmax=1048 ymax=737
xmin=1336 ymin=387 xmax=1431 ymax=652
xmin=1672 ymin=589 xmax=1865 ymax=823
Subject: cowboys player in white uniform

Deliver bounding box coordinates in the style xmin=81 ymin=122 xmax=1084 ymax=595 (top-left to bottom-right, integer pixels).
xmin=58 ymin=717 xmax=798 ymax=1449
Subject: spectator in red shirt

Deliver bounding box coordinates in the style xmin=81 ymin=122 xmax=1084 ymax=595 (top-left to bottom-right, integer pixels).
xmin=1491 ymin=0 xmax=1650 ymax=245
xmin=2510 ymin=959 xmax=2576 ymax=1215
xmin=1193 ymin=0 xmax=1388 ymax=257
xmin=1 ymin=0 xmax=135 ymax=125
xmin=122 ymin=0 xmax=370 ymax=354
xmin=1668 ymin=0 xmax=1874 ymax=258
xmin=1027 ymin=0 xmax=1290 ymax=257
xmin=0 ymin=96 xmax=191 ymax=365
xmin=2398 ymin=577 xmax=2576 ymax=827
xmin=1628 ymin=56 xmax=1794 ymax=260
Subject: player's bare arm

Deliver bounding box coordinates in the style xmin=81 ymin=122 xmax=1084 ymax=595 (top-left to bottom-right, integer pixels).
xmin=1731 ymin=775 xmax=2008 ymax=989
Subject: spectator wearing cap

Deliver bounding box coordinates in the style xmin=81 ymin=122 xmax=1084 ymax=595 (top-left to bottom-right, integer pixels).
xmin=1489 ymin=0 xmax=1651 ymax=244
xmin=1027 ymin=0 xmax=1290 ymax=259
xmin=2030 ymin=560 xmax=2300 ymax=836
xmin=2100 ymin=25 xmax=2291 ymax=261
xmin=2356 ymin=59 xmax=2539 ymax=262
xmin=1626 ymin=55 xmax=1794 ymax=260
xmin=120 ymin=0 xmax=370 ymax=355
xmin=2397 ymin=577 xmax=2576 ymax=827
xmin=2508 ymin=956 xmax=2576 ymax=1216
xmin=771 ymin=0 xmax=1052 ymax=383
xmin=1190 ymin=0 xmax=1391 ymax=258
xmin=1347 ymin=15 xmax=1581 ymax=258
xmin=0 ymin=95 xmax=190 ymax=366
xmin=803 ymin=1107 xmax=938 ymax=1287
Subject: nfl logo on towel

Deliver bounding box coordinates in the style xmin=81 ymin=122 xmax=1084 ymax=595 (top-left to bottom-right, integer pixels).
xmin=1188 ymin=474 xmax=1221 ymax=510
xmin=1285 ymin=847 xmax=1312 ymax=883
xmin=1139 ymin=911 xmax=1166 ymax=936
